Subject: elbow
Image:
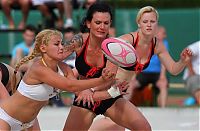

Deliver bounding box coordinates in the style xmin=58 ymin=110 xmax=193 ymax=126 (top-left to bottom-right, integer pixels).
xmin=171 ymin=72 xmax=179 ymax=76
xmin=170 ymin=70 xmax=181 ymax=76
xmin=169 ymin=69 xmax=179 ymax=76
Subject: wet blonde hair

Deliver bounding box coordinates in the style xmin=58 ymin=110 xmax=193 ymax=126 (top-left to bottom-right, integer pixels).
xmin=136 ymin=6 xmax=159 ymax=24
xmin=11 ymin=29 xmax=63 ymax=93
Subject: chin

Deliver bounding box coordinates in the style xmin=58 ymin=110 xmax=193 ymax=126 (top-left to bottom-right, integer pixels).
xmin=96 ymin=33 xmax=107 ymax=38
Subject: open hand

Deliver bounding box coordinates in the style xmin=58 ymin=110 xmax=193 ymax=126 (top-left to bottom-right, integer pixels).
xmin=180 ymin=48 xmax=193 ymax=64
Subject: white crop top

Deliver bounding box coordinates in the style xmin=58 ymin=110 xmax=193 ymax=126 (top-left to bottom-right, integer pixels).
xmin=17 ymin=66 xmax=64 ymax=101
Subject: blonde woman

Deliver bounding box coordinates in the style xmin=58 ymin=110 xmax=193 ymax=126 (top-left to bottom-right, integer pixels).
xmin=89 ymin=6 xmax=192 ymax=131
xmin=0 ymin=29 xmax=115 ymax=130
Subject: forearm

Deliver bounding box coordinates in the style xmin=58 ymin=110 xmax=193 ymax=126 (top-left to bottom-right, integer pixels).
xmin=92 ymin=90 xmax=111 ymax=101
xmin=159 ymin=64 xmax=167 ymax=79
xmin=69 ymin=77 xmax=104 ymax=92
xmin=187 ymin=61 xmax=195 ymax=76
xmin=170 ymin=60 xmax=186 ymax=75
xmin=92 ymin=81 xmax=113 ymax=91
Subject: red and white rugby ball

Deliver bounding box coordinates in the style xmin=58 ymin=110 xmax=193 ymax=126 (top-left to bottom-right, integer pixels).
xmin=101 ymin=37 xmax=137 ymax=67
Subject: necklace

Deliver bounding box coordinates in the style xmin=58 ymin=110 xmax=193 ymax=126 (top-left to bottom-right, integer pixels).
xmin=41 ymin=58 xmax=48 ymax=67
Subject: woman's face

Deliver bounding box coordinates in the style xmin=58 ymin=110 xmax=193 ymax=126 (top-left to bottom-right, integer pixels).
xmin=45 ymin=35 xmax=65 ymax=61
xmin=138 ymin=12 xmax=158 ymax=36
xmin=87 ymin=12 xmax=111 ymax=39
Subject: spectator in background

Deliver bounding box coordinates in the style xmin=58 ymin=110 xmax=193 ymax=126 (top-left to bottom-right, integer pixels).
xmin=0 ymin=0 xmax=30 ymax=29
xmin=63 ymin=0 xmax=73 ymax=28
xmin=32 ymin=0 xmax=64 ymax=28
xmin=183 ymin=41 xmax=200 ymax=106
xmin=63 ymin=27 xmax=77 ymax=68
xmin=10 ymin=25 xmax=37 ymax=72
xmin=129 ymin=25 xmax=169 ymax=107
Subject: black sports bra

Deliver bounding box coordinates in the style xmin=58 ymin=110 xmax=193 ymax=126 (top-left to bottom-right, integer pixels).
xmin=75 ymin=36 xmax=107 ymax=78
xmin=0 ymin=63 xmax=9 ymax=87
xmin=122 ymin=32 xmax=156 ymax=72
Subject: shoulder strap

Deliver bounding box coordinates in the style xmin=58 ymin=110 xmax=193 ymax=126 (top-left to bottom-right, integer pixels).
xmin=129 ymin=33 xmax=134 ymax=45
xmin=154 ymin=37 xmax=157 ymax=47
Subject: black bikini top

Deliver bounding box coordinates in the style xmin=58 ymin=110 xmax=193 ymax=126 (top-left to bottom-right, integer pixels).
xmin=122 ymin=32 xmax=156 ymax=72
xmin=75 ymin=35 xmax=107 ymax=78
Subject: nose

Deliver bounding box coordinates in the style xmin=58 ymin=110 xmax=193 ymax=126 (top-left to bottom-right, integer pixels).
xmin=60 ymin=43 xmax=64 ymax=49
xmin=100 ymin=23 xmax=105 ymax=29
xmin=147 ymin=22 xmax=151 ymax=27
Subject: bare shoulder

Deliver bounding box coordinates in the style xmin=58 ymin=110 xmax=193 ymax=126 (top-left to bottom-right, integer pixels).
xmin=58 ymin=62 xmax=72 ymax=74
xmin=82 ymin=33 xmax=89 ymax=41
xmin=119 ymin=31 xmax=137 ymax=44
xmin=154 ymin=40 xmax=166 ymax=55
xmin=58 ymin=62 xmax=70 ymax=71
xmin=58 ymin=62 xmax=75 ymax=78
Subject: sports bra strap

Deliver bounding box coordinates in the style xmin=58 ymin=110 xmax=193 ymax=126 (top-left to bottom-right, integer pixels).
xmin=129 ymin=33 xmax=134 ymax=46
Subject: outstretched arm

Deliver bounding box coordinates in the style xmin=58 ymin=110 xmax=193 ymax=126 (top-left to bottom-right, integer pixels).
xmin=33 ymin=62 xmax=115 ymax=92
xmin=156 ymin=41 xmax=192 ymax=75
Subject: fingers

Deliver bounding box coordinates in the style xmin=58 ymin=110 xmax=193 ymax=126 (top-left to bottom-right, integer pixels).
xmin=116 ymin=80 xmax=129 ymax=94
xmin=74 ymin=91 xmax=94 ymax=107
xmin=181 ymin=48 xmax=193 ymax=57
xmin=102 ymin=68 xmax=116 ymax=81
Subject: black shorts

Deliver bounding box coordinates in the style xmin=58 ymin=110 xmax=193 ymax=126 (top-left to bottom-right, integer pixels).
xmin=136 ymin=72 xmax=160 ymax=90
xmin=73 ymin=95 xmax=122 ymax=115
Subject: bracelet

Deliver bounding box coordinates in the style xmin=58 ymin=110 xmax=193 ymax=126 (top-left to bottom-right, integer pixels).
xmin=107 ymin=86 xmax=121 ymax=98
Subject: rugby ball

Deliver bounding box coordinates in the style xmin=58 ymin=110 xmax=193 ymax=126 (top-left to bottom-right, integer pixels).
xmin=101 ymin=37 xmax=137 ymax=67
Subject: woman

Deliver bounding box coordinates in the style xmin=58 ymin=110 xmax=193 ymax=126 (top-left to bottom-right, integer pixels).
xmin=63 ymin=2 xmax=151 ymax=131
xmin=0 ymin=29 xmax=115 ymax=130
xmin=89 ymin=6 xmax=193 ymax=131
xmin=0 ymin=63 xmax=18 ymax=100
xmin=0 ymin=62 xmax=41 ymax=130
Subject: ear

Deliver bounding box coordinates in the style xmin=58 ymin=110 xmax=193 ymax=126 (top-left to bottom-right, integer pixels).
xmin=138 ymin=24 xmax=141 ymax=28
xmin=86 ymin=20 xmax=90 ymax=29
xmin=40 ymin=44 xmax=47 ymax=53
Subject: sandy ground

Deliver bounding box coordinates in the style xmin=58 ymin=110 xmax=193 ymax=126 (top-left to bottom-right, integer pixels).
xmin=37 ymin=106 xmax=199 ymax=131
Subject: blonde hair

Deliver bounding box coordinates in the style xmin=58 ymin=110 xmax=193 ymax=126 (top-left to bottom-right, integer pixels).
xmin=136 ymin=6 xmax=159 ymax=24
xmin=11 ymin=29 xmax=63 ymax=93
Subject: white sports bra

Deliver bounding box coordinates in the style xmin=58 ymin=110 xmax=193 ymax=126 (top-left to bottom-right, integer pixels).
xmin=17 ymin=66 xmax=64 ymax=101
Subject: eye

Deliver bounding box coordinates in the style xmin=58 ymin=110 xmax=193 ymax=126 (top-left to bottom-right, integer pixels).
xmin=150 ymin=20 xmax=156 ymax=23
xmin=104 ymin=22 xmax=110 ymax=25
xmin=95 ymin=21 xmax=101 ymax=25
xmin=143 ymin=20 xmax=148 ymax=23
xmin=54 ymin=43 xmax=59 ymax=46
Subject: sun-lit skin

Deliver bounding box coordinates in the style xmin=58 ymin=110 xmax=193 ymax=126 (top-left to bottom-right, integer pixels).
xmin=43 ymin=35 xmax=65 ymax=61
xmin=87 ymin=12 xmax=111 ymax=40
xmin=138 ymin=12 xmax=158 ymax=37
